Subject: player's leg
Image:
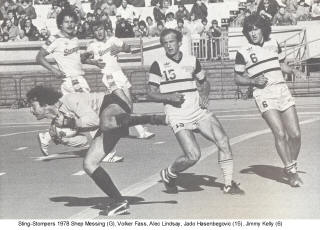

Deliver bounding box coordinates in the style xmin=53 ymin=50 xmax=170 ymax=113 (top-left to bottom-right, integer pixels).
xmin=197 ymin=113 xmax=244 ymax=195
xmin=281 ymin=106 xmax=301 ymax=162
xmin=262 ymin=109 xmax=293 ymax=166
xmin=160 ymin=129 xmax=201 ymax=193
xmin=83 ymin=132 xmax=128 ymax=215
xmin=280 ymin=106 xmax=303 ymax=186
xmin=60 ymin=134 xmax=90 ymax=148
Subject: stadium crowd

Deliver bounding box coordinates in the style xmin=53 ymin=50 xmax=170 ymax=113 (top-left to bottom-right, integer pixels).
xmin=0 ymin=0 xmax=318 ymax=42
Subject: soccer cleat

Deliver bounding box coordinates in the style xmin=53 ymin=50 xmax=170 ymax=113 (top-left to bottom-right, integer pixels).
xmin=160 ymin=168 xmax=178 ymax=194
xmin=150 ymin=114 xmax=167 ymax=125
xmin=37 ymin=132 xmax=51 ymax=156
xmin=105 ymin=200 xmax=129 ymax=216
xmin=137 ymin=131 xmax=155 ymax=139
xmin=284 ymin=170 xmax=303 ymax=187
xmin=223 ymin=181 xmax=245 ymax=195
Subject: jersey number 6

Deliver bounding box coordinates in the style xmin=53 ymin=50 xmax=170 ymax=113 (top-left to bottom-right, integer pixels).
xmin=250 ymin=53 xmax=258 ymax=63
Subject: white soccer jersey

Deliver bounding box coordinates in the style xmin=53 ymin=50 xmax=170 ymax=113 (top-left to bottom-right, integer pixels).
xmin=149 ymin=53 xmax=205 ymax=122
xmin=234 ymin=38 xmax=286 ymax=86
xmin=87 ymin=37 xmax=124 ymax=75
xmin=42 ymin=32 xmax=84 ymax=78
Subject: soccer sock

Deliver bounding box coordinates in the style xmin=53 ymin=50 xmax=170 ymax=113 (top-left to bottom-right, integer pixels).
xmin=219 ymin=159 xmax=234 ymax=186
xmin=167 ymin=167 xmax=178 ymax=179
xmin=285 ymin=162 xmax=297 ymax=174
xmin=91 ymin=167 xmax=123 ymax=201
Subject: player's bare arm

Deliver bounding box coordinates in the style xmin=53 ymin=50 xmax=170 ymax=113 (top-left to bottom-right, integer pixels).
xmin=36 ymin=47 xmax=65 ymax=78
xmin=110 ymin=42 xmax=131 ymax=56
xmin=280 ymin=62 xmax=306 ymax=80
xmin=196 ymin=77 xmax=210 ymax=109
xmin=147 ymin=84 xmax=185 ymax=107
xmin=235 ymin=72 xmax=268 ymax=88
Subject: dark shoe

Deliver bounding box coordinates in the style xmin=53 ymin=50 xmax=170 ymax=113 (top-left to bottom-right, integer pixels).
xmin=223 ymin=181 xmax=245 ymax=195
xmin=105 ymin=200 xmax=129 ymax=216
xmin=160 ymin=169 xmax=178 ymax=194
xmin=284 ymin=170 xmax=303 ymax=187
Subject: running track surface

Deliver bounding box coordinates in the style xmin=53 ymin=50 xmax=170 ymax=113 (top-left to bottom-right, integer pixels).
xmin=0 ymin=98 xmax=319 ymax=219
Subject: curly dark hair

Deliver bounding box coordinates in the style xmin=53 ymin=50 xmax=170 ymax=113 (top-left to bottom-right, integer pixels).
xmin=160 ymin=29 xmax=183 ymax=45
xmin=56 ymin=8 xmax=79 ymax=30
xmin=242 ymin=14 xmax=271 ymax=44
xmin=26 ymin=86 xmax=62 ymax=106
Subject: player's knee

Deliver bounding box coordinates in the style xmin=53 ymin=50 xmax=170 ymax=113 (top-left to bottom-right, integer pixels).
xmin=83 ymin=157 xmax=99 ymax=175
xmin=288 ymin=129 xmax=301 ymax=141
xmin=274 ymin=129 xmax=286 ymax=141
xmin=100 ymin=118 xmax=116 ymax=132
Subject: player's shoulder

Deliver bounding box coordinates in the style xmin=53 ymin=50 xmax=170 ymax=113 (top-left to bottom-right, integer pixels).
xmin=44 ymin=33 xmax=64 ymax=46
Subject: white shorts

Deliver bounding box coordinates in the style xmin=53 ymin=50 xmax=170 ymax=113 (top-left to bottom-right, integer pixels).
xmin=168 ymin=109 xmax=212 ymax=133
xmin=253 ymin=83 xmax=295 ymax=114
xmin=61 ymin=76 xmax=90 ymax=95
xmin=102 ymin=71 xmax=132 ymax=93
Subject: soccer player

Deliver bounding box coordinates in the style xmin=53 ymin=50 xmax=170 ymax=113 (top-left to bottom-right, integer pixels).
xmin=147 ymin=29 xmax=244 ymax=195
xmin=26 ymin=86 xmax=166 ymax=216
xmin=234 ymin=14 xmax=305 ymax=187
xmin=83 ymin=21 xmax=155 ymax=140
xmin=35 ymin=9 xmax=121 ymax=162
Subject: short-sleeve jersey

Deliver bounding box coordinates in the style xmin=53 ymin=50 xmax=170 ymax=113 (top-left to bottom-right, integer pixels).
xmin=42 ymin=32 xmax=84 ymax=78
xmin=87 ymin=37 xmax=124 ymax=75
xmin=234 ymin=38 xmax=285 ymax=86
xmin=148 ymin=53 xmax=205 ymax=120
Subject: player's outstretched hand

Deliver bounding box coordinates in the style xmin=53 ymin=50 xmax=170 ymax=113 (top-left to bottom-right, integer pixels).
xmin=253 ymin=75 xmax=268 ymax=88
xmin=167 ymin=93 xmax=185 ymax=107
xmin=110 ymin=45 xmax=122 ymax=56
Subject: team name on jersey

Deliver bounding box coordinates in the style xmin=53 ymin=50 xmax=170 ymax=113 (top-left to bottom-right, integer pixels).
xmin=64 ymin=47 xmax=80 ymax=56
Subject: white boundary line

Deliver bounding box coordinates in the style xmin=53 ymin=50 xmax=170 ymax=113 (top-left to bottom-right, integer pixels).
xmin=0 ymin=172 xmax=6 ymax=176
xmin=69 ymin=117 xmax=320 ymax=219
xmin=0 ymin=129 xmax=47 ymax=137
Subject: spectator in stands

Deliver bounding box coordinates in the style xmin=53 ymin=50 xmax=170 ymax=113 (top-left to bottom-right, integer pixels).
xmin=21 ymin=17 xmax=40 ymax=41
xmin=94 ymin=7 xmax=103 ymax=19
xmin=86 ymin=12 xmax=95 ymax=25
xmin=16 ymin=9 xmax=27 ymax=29
xmin=14 ymin=29 xmax=28 ymax=41
xmin=207 ymin=20 xmax=222 ymax=59
xmin=164 ymin=12 xmax=176 ymax=28
xmin=152 ymin=21 xmax=165 ymax=36
xmin=17 ymin=0 xmax=37 ymax=19
xmin=272 ymin=6 xmax=297 ymax=24
xmin=106 ymin=27 xmax=114 ymax=36
xmin=7 ymin=10 xmax=18 ymax=26
xmin=283 ymin=0 xmax=298 ymax=14
xmin=117 ymin=0 xmax=138 ymax=23
xmin=175 ymin=18 xmax=191 ymax=36
xmin=77 ymin=21 xmax=94 ymax=39
xmin=257 ymin=0 xmax=279 ymax=20
xmin=2 ymin=18 xmax=19 ymax=41
xmin=115 ymin=18 xmax=134 ymax=38
xmin=295 ymin=0 xmax=310 ymax=21
xmin=146 ymin=16 xmax=157 ymax=37
xmin=99 ymin=11 xmax=113 ymax=30
xmin=0 ymin=0 xmax=16 ymax=20
xmin=47 ymin=1 xmax=62 ymax=19
xmin=153 ymin=0 xmax=165 ymax=22
xmin=69 ymin=0 xmax=86 ymax=19
xmin=175 ymin=3 xmax=190 ymax=21
xmin=39 ymin=27 xmax=51 ymax=41
xmin=132 ymin=17 xmax=140 ymax=36
xmin=190 ymin=0 xmax=208 ymax=21
xmin=311 ymin=0 xmax=320 ymax=19
xmin=138 ymin=20 xmax=148 ymax=37
xmin=101 ymin=0 xmax=117 ymax=16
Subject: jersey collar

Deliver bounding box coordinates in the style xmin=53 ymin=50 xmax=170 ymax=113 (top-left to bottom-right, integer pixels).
xmin=166 ymin=51 xmax=183 ymax=64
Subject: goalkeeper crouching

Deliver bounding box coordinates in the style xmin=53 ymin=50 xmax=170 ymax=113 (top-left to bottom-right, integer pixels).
xmin=26 ymin=86 xmax=166 ymax=216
